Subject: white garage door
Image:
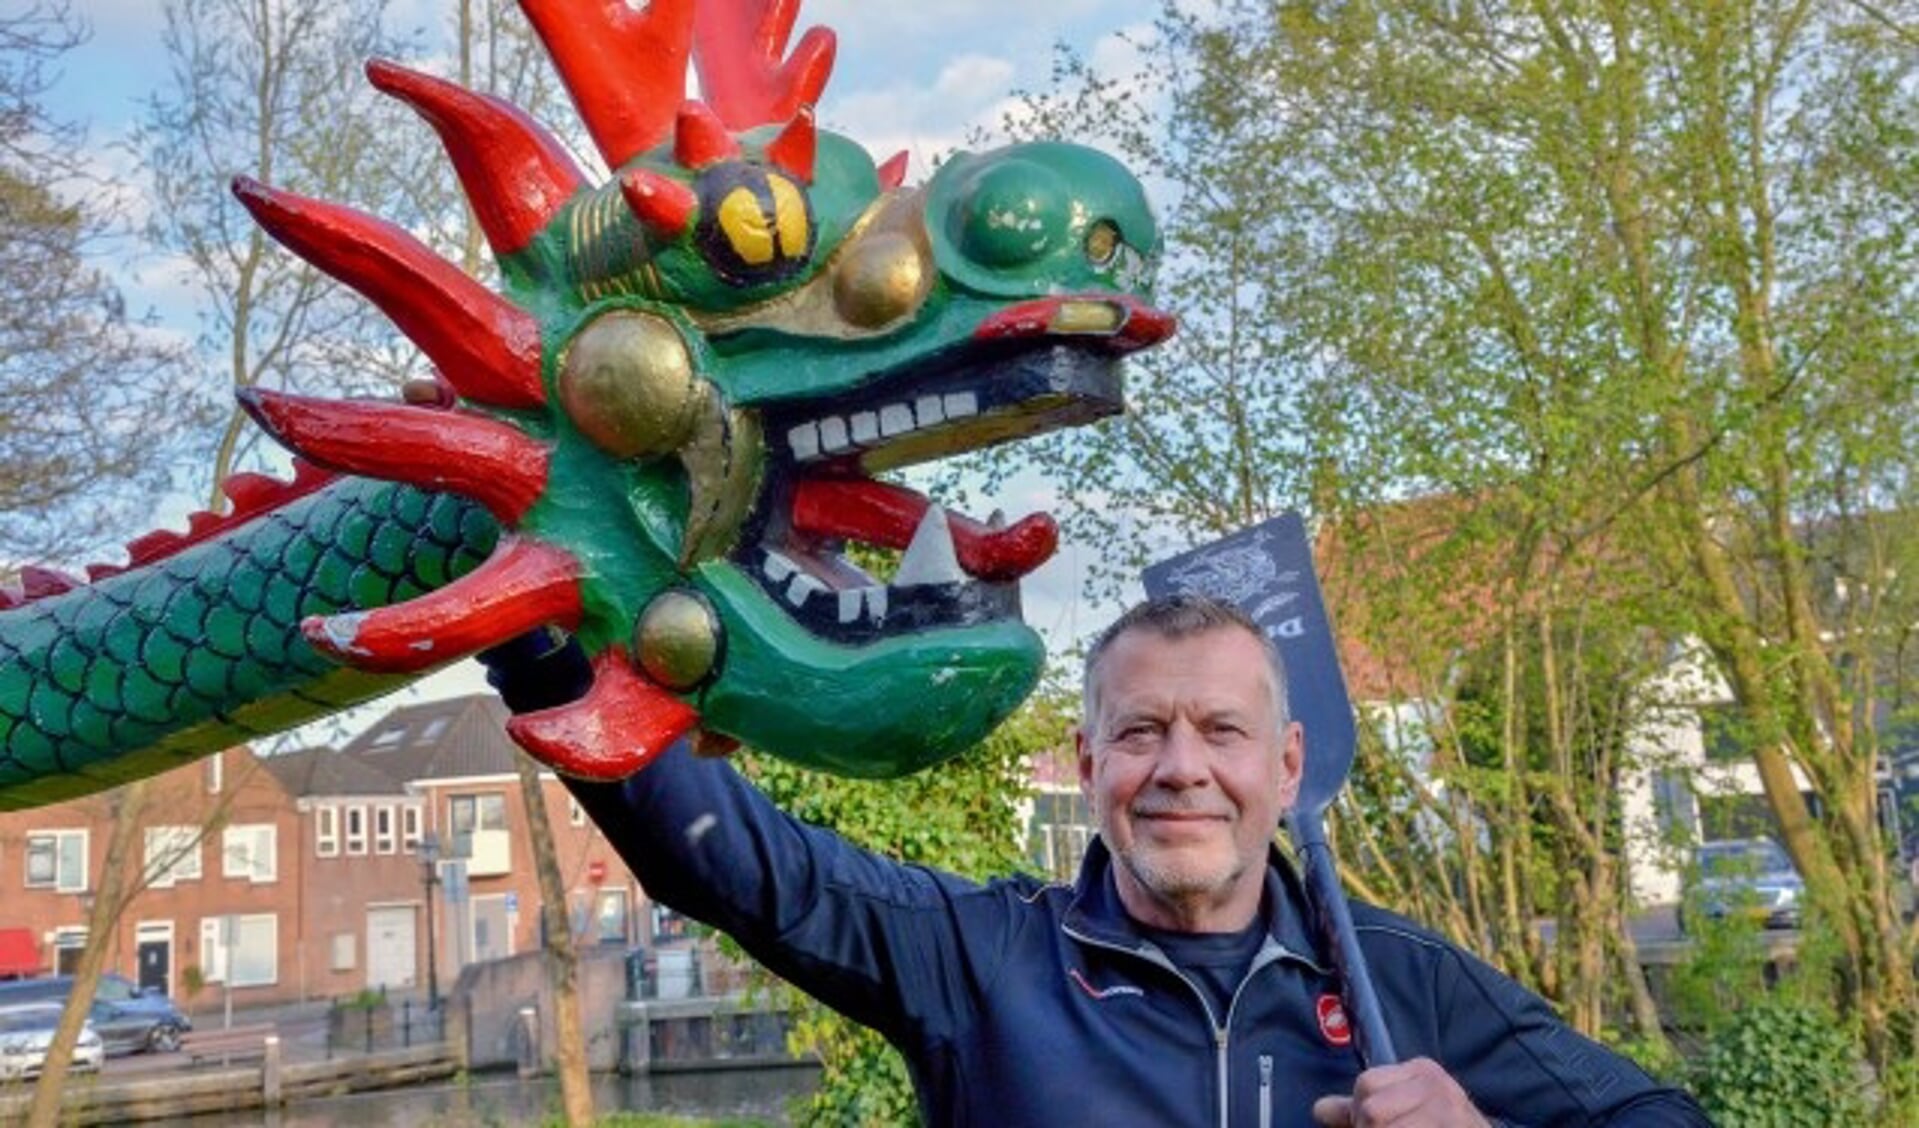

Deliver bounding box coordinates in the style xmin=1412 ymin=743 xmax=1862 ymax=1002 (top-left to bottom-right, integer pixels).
xmin=366 ymin=906 xmax=417 ymax=991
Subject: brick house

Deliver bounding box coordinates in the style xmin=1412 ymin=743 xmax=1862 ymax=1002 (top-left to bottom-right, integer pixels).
xmin=0 ymin=694 xmax=689 ymax=1007
xmin=0 ymin=748 xmax=309 ymax=1007
xmin=330 ymin=695 xmax=670 ymax=980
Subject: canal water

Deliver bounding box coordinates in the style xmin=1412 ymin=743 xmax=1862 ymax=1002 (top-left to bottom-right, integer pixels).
xmin=185 ymin=1065 xmax=821 ymax=1126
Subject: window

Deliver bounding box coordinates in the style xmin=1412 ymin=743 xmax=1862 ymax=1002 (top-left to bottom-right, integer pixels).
xmin=143 ymin=826 xmax=202 ymax=888
xmin=316 ymin=806 xmax=339 ymax=858
xmin=331 ymin=932 xmax=356 ymax=972
xmin=344 ymin=806 xmax=367 ymax=855
xmin=25 ymin=830 xmax=87 ymax=892
xmin=594 ymin=888 xmax=629 ymax=945
xmin=418 ymin=716 xmax=450 ymax=743
xmin=201 ymin=914 xmax=277 ymax=987
xmin=221 ymin=824 xmax=277 ymax=883
xmin=374 ymin=806 xmax=396 ymax=855
xmin=401 ymin=805 xmax=422 ymax=852
xmin=568 ymin=796 xmax=586 ymax=828
xmin=367 ymin=724 xmax=407 ymax=751
xmin=448 ymin=794 xmax=507 ymax=857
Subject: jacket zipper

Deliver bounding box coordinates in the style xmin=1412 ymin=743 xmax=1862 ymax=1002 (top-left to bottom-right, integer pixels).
xmin=1065 ymin=925 xmax=1305 ymax=1127
xmin=1259 ymin=1055 xmax=1273 ymax=1128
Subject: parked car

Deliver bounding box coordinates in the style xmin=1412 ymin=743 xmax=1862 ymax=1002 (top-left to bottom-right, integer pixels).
xmin=0 ymin=973 xmax=189 ymax=1055
xmin=1679 ymin=837 xmax=1804 ymax=933
xmin=0 ymin=1004 xmax=104 ymax=1080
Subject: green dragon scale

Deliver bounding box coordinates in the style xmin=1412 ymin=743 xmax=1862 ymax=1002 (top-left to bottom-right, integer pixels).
xmin=0 ymin=0 xmax=1172 ymax=811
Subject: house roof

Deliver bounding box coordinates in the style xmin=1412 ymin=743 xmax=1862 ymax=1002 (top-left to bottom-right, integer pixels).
xmin=260 ymin=745 xmax=407 ymax=797
xmin=339 ymin=695 xmax=521 ymax=783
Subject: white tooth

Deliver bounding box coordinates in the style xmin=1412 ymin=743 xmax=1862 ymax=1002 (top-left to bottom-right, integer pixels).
xmin=820 ymin=417 xmax=850 ymax=452
xmin=943 ymin=391 xmax=979 ymax=419
xmin=880 ymin=404 xmax=914 ymax=436
xmin=850 ymin=411 xmax=880 ymax=443
xmin=915 ymin=396 xmax=945 ymax=427
xmin=787 ymin=573 xmax=826 ymax=606
xmin=838 ymin=589 xmax=863 ymax=623
xmin=763 ymin=552 xmax=797 ymax=582
xmin=865 ymin=586 xmax=888 ymax=622
xmin=788 ymin=423 xmax=821 ymax=461
xmin=893 ymin=507 xmax=964 ymax=587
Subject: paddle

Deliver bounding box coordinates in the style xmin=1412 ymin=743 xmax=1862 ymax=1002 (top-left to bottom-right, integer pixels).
xmin=1143 ymin=511 xmax=1397 ymax=1067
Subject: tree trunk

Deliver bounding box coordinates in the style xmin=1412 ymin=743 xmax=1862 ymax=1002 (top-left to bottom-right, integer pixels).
xmin=514 ymin=753 xmax=593 ymax=1125
xmin=26 ymin=780 xmax=149 ymax=1128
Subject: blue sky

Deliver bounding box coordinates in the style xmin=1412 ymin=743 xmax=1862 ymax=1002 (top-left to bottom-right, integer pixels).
xmin=45 ymin=0 xmax=1161 ymax=737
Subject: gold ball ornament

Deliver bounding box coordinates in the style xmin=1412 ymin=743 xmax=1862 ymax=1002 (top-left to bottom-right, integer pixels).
xmin=833 ymin=230 xmax=930 ymax=330
xmin=636 ymin=589 xmax=724 ymax=691
xmin=558 ymin=311 xmax=702 ymax=460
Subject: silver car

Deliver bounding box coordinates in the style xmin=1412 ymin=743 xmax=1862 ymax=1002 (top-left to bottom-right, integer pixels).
xmin=1681 ymin=837 xmax=1804 ymax=932
xmin=0 ymin=1004 xmax=105 ymax=1081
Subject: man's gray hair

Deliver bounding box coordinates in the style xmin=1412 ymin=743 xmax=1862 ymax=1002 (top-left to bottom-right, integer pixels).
xmin=1080 ymin=594 xmax=1290 ymax=732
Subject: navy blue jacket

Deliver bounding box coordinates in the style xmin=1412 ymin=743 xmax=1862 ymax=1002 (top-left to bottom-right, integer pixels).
xmin=571 ymin=743 xmax=1709 ymax=1127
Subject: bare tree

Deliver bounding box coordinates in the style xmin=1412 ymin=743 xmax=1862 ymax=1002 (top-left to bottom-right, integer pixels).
xmin=0 ymin=1 xmax=194 ymax=564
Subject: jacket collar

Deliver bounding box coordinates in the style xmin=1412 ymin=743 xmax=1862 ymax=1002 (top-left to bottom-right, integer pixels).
xmin=1061 ymin=835 xmax=1328 ymax=972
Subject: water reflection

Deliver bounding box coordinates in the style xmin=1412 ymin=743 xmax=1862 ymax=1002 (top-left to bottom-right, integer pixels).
xmin=186 ymin=1066 xmax=820 ymax=1127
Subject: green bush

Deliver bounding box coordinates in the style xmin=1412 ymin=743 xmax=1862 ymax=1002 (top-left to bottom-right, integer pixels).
xmin=1691 ymin=995 xmax=1868 ymax=1126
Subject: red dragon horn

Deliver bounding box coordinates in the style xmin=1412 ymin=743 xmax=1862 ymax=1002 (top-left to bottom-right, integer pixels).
xmin=231 ymin=178 xmax=546 ymax=410
xmin=619 ymin=169 xmax=700 ymax=239
xmin=507 ymin=648 xmax=699 ymax=780
xmin=518 ymin=0 xmax=697 ymax=170
xmin=674 ymin=101 xmax=742 ymax=170
xmin=365 ymin=58 xmax=586 ymax=257
xmin=692 ymin=0 xmax=835 ymax=131
xmin=237 ymin=389 xmax=550 ymax=524
xmin=764 ymin=106 xmax=817 ymax=183
xmin=303 ymin=537 xmax=584 ymax=674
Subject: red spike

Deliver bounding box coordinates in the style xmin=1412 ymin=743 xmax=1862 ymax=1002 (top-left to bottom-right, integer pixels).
xmin=0 ymin=587 xmax=19 ymax=611
xmin=231 ymin=177 xmax=545 ymax=410
xmin=506 ymin=647 xmax=698 ymax=781
xmin=366 ymin=59 xmax=586 ymax=257
xmin=302 ymin=537 xmax=583 ymax=674
xmin=520 ymin=0 xmax=696 ymax=169
xmin=618 ymin=169 xmax=699 ymax=239
xmin=238 ymin=389 xmax=550 ymax=524
xmin=222 ymin=472 xmax=282 ymax=513
xmin=126 ymin=531 xmax=184 ymax=566
xmin=86 ymin=564 xmax=125 ymax=583
xmin=877 ymin=150 xmax=909 ymax=191
xmin=693 ymin=0 xmax=836 ymax=131
xmin=765 ymin=107 xmax=816 ymax=183
xmin=185 ymin=512 xmax=222 ymax=539
xmin=20 ymin=567 xmax=78 ymax=599
xmin=675 ymin=102 xmax=741 ymax=170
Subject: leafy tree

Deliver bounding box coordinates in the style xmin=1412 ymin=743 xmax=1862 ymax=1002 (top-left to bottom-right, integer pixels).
xmin=0 ymin=0 xmax=193 ymax=563
xmin=992 ymin=0 xmax=1919 ymax=1078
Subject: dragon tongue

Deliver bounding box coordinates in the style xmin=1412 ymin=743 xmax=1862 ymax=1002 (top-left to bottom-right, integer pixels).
xmin=789 ymin=476 xmax=1057 ymax=582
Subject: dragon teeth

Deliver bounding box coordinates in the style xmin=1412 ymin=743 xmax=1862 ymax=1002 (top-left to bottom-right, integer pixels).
xmin=786 ymin=572 xmax=827 ymax=606
xmin=764 ymin=552 xmax=798 ymax=583
xmin=893 ymin=507 xmax=963 ymax=588
xmin=785 ymin=394 xmax=981 ymax=464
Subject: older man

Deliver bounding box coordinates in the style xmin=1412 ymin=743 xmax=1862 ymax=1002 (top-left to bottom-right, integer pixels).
xmin=490 ymin=596 xmax=1708 ymax=1126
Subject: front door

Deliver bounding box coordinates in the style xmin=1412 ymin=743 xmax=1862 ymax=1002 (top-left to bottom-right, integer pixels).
xmin=366 ymin=906 xmax=417 ymax=990
xmin=137 ymin=939 xmax=170 ymax=994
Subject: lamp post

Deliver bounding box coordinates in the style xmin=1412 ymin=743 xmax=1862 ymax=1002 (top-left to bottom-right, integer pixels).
xmin=418 ymin=831 xmax=441 ymax=1011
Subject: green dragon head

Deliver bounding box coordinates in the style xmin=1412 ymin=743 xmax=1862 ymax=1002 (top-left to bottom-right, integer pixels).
xmin=232 ymin=0 xmax=1172 ymax=780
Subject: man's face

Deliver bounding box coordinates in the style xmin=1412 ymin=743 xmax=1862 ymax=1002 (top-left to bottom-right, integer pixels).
xmin=1077 ymin=625 xmax=1303 ymax=932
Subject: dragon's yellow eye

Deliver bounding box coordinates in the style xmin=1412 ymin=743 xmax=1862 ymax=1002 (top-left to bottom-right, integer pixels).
xmin=768 ymin=175 xmax=808 ymax=258
xmin=718 ymin=187 xmax=776 ymax=265
xmin=696 ymin=165 xmax=817 ymax=286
